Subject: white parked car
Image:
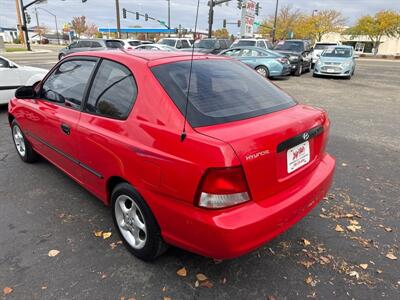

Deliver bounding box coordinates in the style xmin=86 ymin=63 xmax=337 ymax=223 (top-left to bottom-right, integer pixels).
xmin=231 ymin=38 xmax=273 ymax=49
xmin=134 ymin=44 xmax=176 ymax=51
xmin=0 ymin=56 xmax=48 ymax=105
xmin=157 ymin=38 xmax=192 ymax=49
xmin=312 ymin=42 xmax=341 ymax=67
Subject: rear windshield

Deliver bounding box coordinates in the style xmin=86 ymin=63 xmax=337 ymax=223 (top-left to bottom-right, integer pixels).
xmin=151 ymin=60 xmax=296 ymax=127
xmin=106 ymin=40 xmax=124 ymax=48
xmin=315 ymin=43 xmax=337 ymax=50
xmin=158 ymin=39 xmax=176 ymax=46
xmin=128 ymin=41 xmax=141 ymax=46
xmin=233 ymin=40 xmax=256 ymax=47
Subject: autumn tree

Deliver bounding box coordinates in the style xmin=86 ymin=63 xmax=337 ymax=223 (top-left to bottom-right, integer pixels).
xmin=213 ymin=28 xmax=229 ymax=39
xmin=85 ymin=23 xmax=98 ymax=38
xmin=71 ymin=16 xmax=88 ymax=38
xmin=296 ymin=10 xmax=346 ymax=41
xmin=259 ymin=5 xmax=303 ymax=40
xmin=346 ymin=10 xmax=400 ymax=54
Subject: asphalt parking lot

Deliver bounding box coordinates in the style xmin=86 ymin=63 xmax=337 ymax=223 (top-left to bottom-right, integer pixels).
xmin=0 ymin=56 xmax=399 ymax=299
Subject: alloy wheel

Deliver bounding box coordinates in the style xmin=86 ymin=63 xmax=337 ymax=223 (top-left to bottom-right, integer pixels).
xmin=114 ymin=195 xmax=147 ymax=249
xmin=13 ymin=126 xmax=26 ymax=157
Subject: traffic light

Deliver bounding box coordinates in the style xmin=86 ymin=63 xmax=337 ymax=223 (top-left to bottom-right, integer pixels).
xmin=122 ymin=8 xmax=126 ymax=19
xmin=255 ymin=2 xmax=260 ymax=16
xmin=237 ymin=20 xmax=241 ymax=27
xmin=25 ymin=12 xmax=31 ymax=24
xmin=237 ymin=0 xmax=242 ymax=9
xmin=145 ymin=13 xmax=148 ymax=21
xmin=136 ymin=12 xmax=139 ymax=20
xmin=223 ymin=19 xmax=226 ymax=28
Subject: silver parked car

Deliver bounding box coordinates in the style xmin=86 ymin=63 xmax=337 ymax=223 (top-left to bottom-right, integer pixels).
xmin=58 ymin=39 xmax=124 ymax=60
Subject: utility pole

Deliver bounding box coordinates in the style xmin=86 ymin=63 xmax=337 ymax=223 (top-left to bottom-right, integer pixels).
xmin=15 ymin=0 xmax=25 ymax=44
xmin=167 ymin=0 xmax=171 ymax=37
xmin=34 ymin=7 xmax=41 ymax=43
xmin=272 ymin=0 xmax=279 ymax=43
xmin=19 ymin=0 xmax=31 ymax=50
xmin=208 ymin=0 xmax=214 ymax=38
xmin=115 ymin=0 xmax=121 ymax=38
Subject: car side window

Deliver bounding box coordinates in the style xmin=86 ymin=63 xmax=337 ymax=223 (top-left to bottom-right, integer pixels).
xmin=257 ymin=41 xmax=266 ymax=48
xmin=221 ymin=49 xmax=240 ymax=57
xmin=91 ymin=41 xmax=102 ymax=48
xmin=77 ymin=41 xmax=91 ymax=48
xmin=240 ymin=49 xmax=257 ymax=57
xmin=69 ymin=42 xmax=78 ymax=49
xmin=176 ymin=40 xmax=182 ymax=49
xmin=0 ymin=58 xmax=10 ymax=68
xmin=41 ymin=60 xmax=96 ymax=109
xmin=85 ymin=60 xmax=137 ymax=119
xmin=181 ymin=40 xmax=190 ymax=48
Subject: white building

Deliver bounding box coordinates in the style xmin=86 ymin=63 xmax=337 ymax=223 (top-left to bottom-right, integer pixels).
xmin=321 ymin=32 xmax=400 ymax=56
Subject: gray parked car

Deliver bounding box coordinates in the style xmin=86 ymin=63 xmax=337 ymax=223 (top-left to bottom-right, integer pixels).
xmin=58 ymin=39 xmax=124 ymax=60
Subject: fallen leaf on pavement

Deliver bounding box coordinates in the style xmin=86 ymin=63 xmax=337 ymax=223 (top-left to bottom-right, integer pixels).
xmin=48 ymin=249 xmax=60 ymax=257
xmin=221 ymin=278 xmax=227 ymax=284
xmin=363 ymin=207 xmax=375 ymax=212
xmin=335 ymin=225 xmax=345 ymax=232
xmin=319 ymin=256 xmax=330 ymax=264
xmin=305 ymin=276 xmax=313 ymax=285
xmin=196 ymin=273 xmax=208 ymax=282
xmin=102 ymin=232 xmax=112 ymax=239
xmin=349 ymin=271 xmax=359 ymax=279
xmin=200 ymin=281 xmax=213 ymax=288
xmin=163 ymin=297 xmax=171 ymax=300
xmin=94 ymin=230 xmax=103 ymax=237
xmin=299 ymin=260 xmax=315 ymax=269
xmin=302 ymin=238 xmax=311 ymax=246
xmin=349 ymin=220 xmax=359 ymax=225
xmin=359 ymin=264 xmax=368 ymax=270
xmin=267 ymin=296 xmax=277 ymax=300
xmin=3 ymin=287 xmax=13 ymax=295
xmin=376 ymin=269 xmax=383 ymax=274
xmin=319 ymin=213 xmax=329 ymax=219
xmin=110 ymin=242 xmax=118 ymax=250
xmin=347 ymin=225 xmax=361 ymax=232
xmin=385 ymin=253 xmax=397 ymax=260
xmin=341 ymin=163 xmax=347 ymax=167
xmin=384 ymin=227 xmax=392 ymax=232
xmin=194 ymin=280 xmax=199 ymax=287
xmin=176 ymin=267 xmax=187 ymax=277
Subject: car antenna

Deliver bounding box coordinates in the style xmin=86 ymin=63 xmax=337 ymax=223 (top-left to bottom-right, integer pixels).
xmin=180 ymin=0 xmax=200 ymax=142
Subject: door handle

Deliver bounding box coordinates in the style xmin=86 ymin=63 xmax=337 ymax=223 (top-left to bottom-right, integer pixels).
xmin=61 ymin=123 xmax=70 ymax=135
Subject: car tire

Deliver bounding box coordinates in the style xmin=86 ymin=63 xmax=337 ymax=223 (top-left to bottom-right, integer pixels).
xmin=11 ymin=120 xmax=38 ymax=163
xmin=255 ymin=66 xmax=269 ymax=78
xmin=294 ymin=62 xmax=303 ymax=76
xmin=111 ymin=182 xmax=167 ymax=261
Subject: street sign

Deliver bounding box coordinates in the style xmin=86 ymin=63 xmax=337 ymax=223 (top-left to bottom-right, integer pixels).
xmin=240 ymin=0 xmax=256 ymax=37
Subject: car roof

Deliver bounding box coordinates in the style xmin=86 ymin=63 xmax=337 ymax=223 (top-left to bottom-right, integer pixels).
xmin=68 ymin=49 xmax=229 ymax=66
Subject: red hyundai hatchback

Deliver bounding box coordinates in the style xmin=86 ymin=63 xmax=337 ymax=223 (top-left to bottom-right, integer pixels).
xmin=8 ymin=50 xmax=335 ymax=261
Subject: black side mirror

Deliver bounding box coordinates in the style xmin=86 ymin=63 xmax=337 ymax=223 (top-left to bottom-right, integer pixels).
xmin=15 ymin=86 xmax=36 ymax=99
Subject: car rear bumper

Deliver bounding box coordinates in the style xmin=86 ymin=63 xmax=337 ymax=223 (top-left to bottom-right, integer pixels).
xmin=313 ymin=70 xmax=351 ymax=77
xmin=150 ymin=153 xmax=335 ymax=259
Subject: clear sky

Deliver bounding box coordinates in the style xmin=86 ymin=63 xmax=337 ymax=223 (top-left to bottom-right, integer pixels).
xmin=1 ymin=0 xmax=399 ymax=34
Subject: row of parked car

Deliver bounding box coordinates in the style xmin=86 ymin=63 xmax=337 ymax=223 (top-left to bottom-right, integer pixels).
xmin=57 ymin=37 xmax=356 ymax=80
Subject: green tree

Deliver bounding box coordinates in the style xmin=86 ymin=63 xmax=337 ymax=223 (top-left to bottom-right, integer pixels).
xmin=347 ymin=10 xmax=400 ymax=54
xmin=71 ymin=16 xmax=88 ymax=38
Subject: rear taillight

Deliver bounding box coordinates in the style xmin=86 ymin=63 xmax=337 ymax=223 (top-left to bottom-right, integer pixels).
xmin=276 ymin=57 xmax=289 ymax=64
xmin=196 ymin=167 xmax=250 ymax=209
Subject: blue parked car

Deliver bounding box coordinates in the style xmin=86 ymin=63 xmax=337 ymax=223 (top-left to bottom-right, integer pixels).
xmin=313 ymin=45 xmax=356 ymax=79
xmin=218 ymin=46 xmax=291 ymax=78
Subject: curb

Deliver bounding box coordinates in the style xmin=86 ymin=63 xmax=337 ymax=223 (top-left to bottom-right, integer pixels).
xmin=2 ymin=49 xmax=54 ymax=54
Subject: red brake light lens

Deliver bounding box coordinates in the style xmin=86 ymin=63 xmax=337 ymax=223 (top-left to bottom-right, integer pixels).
xmin=197 ymin=167 xmax=251 ymax=209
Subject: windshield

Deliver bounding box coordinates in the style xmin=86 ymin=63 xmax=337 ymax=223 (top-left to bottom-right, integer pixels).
xmin=152 ymin=59 xmax=296 ymax=127
xmin=158 ymin=39 xmax=176 ymax=47
xmin=322 ymin=47 xmax=352 ymax=58
xmin=194 ymin=40 xmax=217 ymax=49
xmin=233 ymin=40 xmax=256 ymax=47
xmin=128 ymin=41 xmax=141 ymax=46
xmin=314 ymin=43 xmax=337 ymax=50
xmin=105 ymin=40 xmax=123 ymax=48
xmin=274 ymin=41 xmax=304 ymax=52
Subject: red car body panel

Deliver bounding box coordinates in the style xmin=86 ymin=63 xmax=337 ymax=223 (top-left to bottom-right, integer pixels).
xmin=8 ymin=50 xmax=335 ymax=259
